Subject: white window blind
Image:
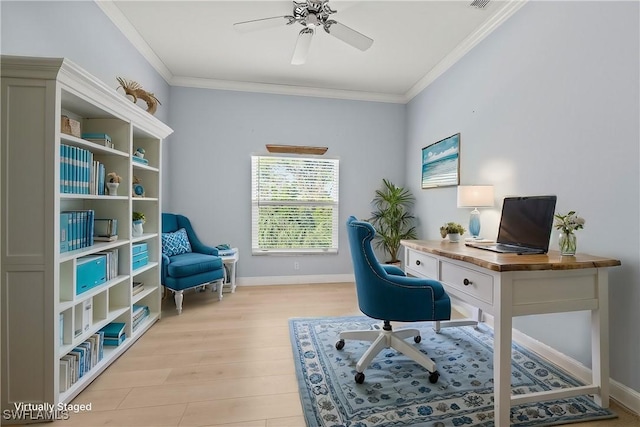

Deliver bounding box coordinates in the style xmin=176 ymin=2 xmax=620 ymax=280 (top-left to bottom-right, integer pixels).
xmin=251 ymin=155 xmax=339 ymax=254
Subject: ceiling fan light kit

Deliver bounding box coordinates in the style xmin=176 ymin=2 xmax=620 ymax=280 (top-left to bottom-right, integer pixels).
xmin=234 ymin=0 xmax=373 ymax=65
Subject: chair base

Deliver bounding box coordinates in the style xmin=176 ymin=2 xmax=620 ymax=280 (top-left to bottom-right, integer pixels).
xmin=337 ymin=321 xmax=440 ymax=384
xmin=167 ymin=278 xmax=224 ymax=314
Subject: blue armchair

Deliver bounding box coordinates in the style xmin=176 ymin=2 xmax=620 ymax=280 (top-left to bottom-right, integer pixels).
xmin=161 ymin=213 xmax=225 ymax=314
xmin=336 ymin=216 xmax=452 ymax=384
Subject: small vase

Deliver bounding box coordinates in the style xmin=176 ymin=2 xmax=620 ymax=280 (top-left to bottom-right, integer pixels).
xmin=106 ymin=182 xmax=119 ymax=196
xmin=448 ymin=233 xmax=460 ymax=242
xmin=558 ymin=231 xmax=577 ymax=255
xmin=132 ymin=220 xmax=144 ymax=237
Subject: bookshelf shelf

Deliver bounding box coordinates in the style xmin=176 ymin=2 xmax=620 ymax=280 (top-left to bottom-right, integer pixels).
xmin=1 ymin=55 xmax=173 ymax=419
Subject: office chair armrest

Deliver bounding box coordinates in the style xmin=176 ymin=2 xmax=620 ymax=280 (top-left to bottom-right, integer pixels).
xmin=388 ymin=275 xmax=447 ymax=299
xmin=381 ymin=264 xmax=406 ymax=276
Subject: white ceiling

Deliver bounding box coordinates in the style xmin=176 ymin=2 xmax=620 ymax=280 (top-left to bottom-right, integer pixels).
xmin=98 ymin=1 xmax=525 ymax=103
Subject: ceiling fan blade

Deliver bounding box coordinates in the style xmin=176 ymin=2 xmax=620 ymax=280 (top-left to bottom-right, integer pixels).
xmin=326 ymin=21 xmax=373 ymax=51
xmin=233 ymin=16 xmax=290 ymax=34
xmin=291 ymin=28 xmax=314 ymax=65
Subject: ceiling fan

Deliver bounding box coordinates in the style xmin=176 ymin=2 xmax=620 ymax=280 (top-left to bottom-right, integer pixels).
xmin=234 ymin=0 xmax=373 ymax=65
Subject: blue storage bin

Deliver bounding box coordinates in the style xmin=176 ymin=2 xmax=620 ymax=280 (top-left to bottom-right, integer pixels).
xmin=76 ymin=255 xmax=107 ymax=295
xmin=132 ymin=251 xmax=149 ymax=270
xmin=132 ymin=242 xmax=148 ymax=255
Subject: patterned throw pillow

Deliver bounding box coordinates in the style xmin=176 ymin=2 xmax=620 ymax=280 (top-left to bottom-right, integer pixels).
xmin=162 ymin=228 xmax=192 ymax=257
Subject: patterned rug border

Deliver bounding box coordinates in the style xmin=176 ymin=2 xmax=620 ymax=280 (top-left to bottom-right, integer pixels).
xmin=289 ymin=315 xmax=616 ymax=427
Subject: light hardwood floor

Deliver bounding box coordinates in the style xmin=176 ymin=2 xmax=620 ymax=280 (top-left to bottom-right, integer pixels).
xmin=51 ymin=283 xmax=638 ymax=426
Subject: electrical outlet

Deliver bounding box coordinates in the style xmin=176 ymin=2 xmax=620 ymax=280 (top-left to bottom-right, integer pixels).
xmin=294 ymin=261 xmax=300 ymax=270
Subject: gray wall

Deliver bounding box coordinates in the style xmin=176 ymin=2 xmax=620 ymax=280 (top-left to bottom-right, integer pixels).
xmin=0 ymin=0 xmax=174 ymax=203
xmin=405 ymin=1 xmax=639 ymax=391
xmin=167 ymin=87 xmax=406 ymax=278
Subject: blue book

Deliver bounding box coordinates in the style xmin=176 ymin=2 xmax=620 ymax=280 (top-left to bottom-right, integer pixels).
xmin=100 ymin=322 xmax=126 ymax=339
xmin=98 ymin=163 xmax=105 ymax=195
xmin=60 ymin=212 xmax=70 ymax=253
xmin=60 ymin=144 xmax=68 ymax=193
xmin=71 ymin=211 xmax=79 ymax=250
xmin=103 ymin=334 xmax=125 ymax=347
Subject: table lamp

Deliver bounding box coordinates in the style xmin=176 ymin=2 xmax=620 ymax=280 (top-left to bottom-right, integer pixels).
xmin=457 ymin=185 xmax=494 ymax=239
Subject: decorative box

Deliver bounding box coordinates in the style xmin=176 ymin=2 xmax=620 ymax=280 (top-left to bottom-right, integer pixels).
xmin=81 ymin=133 xmax=113 ymax=148
xmin=132 ymin=251 xmax=149 ymax=270
xmin=61 ymin=115 xmax=81 ymax=138
xmin=132 ymin=242 xmax=148 ymax=255
xmin=76 ymin=255 xmax=107 ymax=295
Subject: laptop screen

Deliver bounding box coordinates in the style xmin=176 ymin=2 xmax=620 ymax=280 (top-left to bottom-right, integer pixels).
xmin=496 ymin=195 xmax=557 ymax=251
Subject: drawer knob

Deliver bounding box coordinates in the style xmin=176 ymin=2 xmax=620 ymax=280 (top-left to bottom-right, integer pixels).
xmin=463 ymin=278 xmax=473 ymax=286
xmin=415 ymin=260 xmax=421 ymax=266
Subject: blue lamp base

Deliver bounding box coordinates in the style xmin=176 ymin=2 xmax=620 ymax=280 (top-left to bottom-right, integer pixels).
xmin=469 ymin=208 xmax=481 ymax=238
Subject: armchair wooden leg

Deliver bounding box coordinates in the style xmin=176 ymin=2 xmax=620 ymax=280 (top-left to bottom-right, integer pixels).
xmin=174 ymin=290 xmax=184 ymax=314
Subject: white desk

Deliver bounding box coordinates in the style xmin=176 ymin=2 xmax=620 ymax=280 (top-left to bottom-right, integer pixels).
xmin=401 ymin=240 xmax=621 ymax=427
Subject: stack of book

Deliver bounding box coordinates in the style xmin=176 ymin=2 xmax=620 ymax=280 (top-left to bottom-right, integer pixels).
xmin=132 ymin=281 xmax=144 ymax=296
xmin=60 ymin=210 xmax=94 ymax=253
xmin=81 ymin=133 xmax=113 ymax=149
xmin=60 ymin=144 xmax=107 ymax=195
xmin=59 ymin=331 xmax=104 ymax=392
xmin=132 ymin=305 xmax=150 ymax=332
xmin=95 ymin=248 xmax=119 ymax=281
xmin=99 ymin=322 xmax=126 ymax=347
xmin=132 ymin=156 xmax=149 ymax=166
xmin=217 ymin=247 xmax=237 ymax=257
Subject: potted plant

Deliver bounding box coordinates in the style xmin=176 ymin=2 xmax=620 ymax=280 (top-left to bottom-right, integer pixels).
xmin=369 ymin=179 xmax=417 ymax=264
xmin=440 ymin=222 xmax=466 ymax=242
xmin=106 ymin=172 xmax=121 ymax=196
xmin=132 ymin=211 xmax=146 ymax=237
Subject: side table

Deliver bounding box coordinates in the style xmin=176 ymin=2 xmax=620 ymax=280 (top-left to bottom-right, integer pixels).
xmin=216 ymin=248 xmax=239 ymax=300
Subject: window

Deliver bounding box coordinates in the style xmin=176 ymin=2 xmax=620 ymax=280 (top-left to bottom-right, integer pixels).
xmin=251 ymin=155 xmax=339 ymax=254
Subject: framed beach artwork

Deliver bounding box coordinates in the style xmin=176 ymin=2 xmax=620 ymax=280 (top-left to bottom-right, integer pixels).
xmin=421 ymin=133 xmax=460 ymax=189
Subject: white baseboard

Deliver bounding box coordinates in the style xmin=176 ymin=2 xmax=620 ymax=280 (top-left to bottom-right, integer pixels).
xmin=237 ymin=274 xmax=354 ymax=287
xmin=452 ymin=300 xmax=640 ymax=416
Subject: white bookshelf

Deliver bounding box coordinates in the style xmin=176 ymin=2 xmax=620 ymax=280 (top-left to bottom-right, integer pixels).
xmin=0 ymin=55 xmax=173 ymax=422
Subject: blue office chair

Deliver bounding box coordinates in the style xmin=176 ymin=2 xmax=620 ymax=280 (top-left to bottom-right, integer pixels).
xmin=337 ymin=216 xmax=452 ymax=384
xmin=161 ymin=213 xmax=225 ymax=314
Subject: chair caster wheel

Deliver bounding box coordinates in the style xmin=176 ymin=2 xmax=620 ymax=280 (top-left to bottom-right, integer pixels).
xmin=428 ymin=371 xmax=440 ymax=384
xmin=355 ymin=372 xmax=365 ymax=384
xmin=414 ymin=335 xmax=422 ymax=343
xmin=335 ymin=339 xmax=345 ymax=350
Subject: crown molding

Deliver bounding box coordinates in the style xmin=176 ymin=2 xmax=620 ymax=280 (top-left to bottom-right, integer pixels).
xmin=95 ymin=0 xmax=174 ymax=83
xmin=97 ymin=0 xmax=525 ymax=105
xmin=170 ymin=75 xmax=406 ymax=104
xmin=403 ymin=0 xmax=528 ymax=102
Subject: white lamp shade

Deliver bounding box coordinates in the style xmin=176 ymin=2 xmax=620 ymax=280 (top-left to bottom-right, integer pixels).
xmin=457 ymin=185 xmax=494 ymax=208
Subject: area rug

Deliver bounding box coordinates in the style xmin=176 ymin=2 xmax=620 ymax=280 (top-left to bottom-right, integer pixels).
xmin=289 ymin=316 xmax=616 ymax=427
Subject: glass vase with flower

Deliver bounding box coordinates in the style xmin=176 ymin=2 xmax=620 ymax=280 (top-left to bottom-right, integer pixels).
xmin=554 ymin=211 xmax=585 ymax=255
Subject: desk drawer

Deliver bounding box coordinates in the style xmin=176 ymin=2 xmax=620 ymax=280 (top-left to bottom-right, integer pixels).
xmin=441 ymin=262 xmax=493 ymax=305
xmin=406 ymin=249 xmax=438 ymax=279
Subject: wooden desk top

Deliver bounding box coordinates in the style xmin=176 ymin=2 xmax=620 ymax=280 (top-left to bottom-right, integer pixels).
xmin=401 ymin=240 xmax=621 ymax=272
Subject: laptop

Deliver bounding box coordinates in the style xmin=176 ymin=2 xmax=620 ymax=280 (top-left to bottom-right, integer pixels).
xmin=466 ymin=195 xmax=557 ymax=254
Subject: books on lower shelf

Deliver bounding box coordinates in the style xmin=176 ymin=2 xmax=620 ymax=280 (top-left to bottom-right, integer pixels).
xmin=132 ymin=304 xmax=150 ymax=332
xmin=94 ymin=248 xmax=119 ymax=281
xmin=99 ymin=322 xmax=126 ymax=347
xmin=132 ymin=281 xmax=144 ymax=296
xmin=60 ymin=210 xmax=94 ymax=253
xmin=59 ymin=331 xmax=104 ymax=393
